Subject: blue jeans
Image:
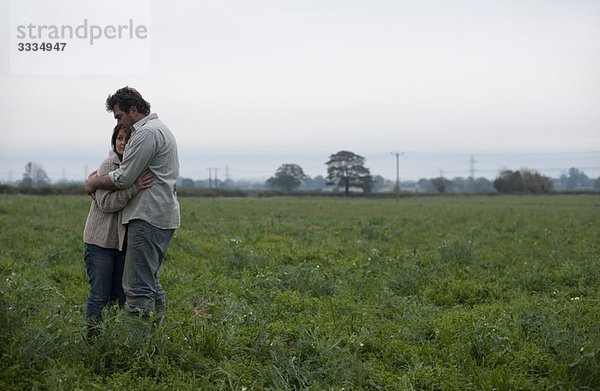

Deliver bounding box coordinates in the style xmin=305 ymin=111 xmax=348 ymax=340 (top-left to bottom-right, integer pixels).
xmin=123 ymin=219 xmax=175 ymax=316
xmin=84 ymin=243 xmax=126 ymax=324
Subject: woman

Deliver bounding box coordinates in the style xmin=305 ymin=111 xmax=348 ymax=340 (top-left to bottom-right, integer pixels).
xmin=83 ymin=125 xmax=153 ymax=336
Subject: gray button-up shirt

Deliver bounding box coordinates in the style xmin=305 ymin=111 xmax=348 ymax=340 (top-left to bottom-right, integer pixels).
xmin=109 ymin=113 xmax=180 ymax=229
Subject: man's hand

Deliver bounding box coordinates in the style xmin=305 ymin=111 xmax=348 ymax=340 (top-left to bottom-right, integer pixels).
xmin=135 ymin=170 xmax=155 ymax=192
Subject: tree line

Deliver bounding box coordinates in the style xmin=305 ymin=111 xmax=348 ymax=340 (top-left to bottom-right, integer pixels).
xmin=264 ymin=151 xmax=600 ymax=194
xmin=5 ymin=157 xmax=600 ymax=195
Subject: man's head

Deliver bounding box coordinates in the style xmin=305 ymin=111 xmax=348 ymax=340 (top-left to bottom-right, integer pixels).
xmin=105 ymin=86 xmax=151 ymax=128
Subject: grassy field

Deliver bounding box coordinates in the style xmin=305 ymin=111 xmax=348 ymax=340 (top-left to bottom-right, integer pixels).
xmin=0 ymin=194 xmax=599 ymax=390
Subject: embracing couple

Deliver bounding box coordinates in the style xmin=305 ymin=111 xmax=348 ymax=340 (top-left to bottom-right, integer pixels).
xmin=83 ymin=87 xmax=180 ymax=337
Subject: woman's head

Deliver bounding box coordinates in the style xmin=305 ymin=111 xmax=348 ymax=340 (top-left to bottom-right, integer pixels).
xmin=111 ymin=125 xmax=130 ymax=158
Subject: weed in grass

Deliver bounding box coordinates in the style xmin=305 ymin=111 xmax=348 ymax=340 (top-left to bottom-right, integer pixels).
xmin=439 ymin=238 xmax=476 ymax=265
xmin=425 ymin=278 xmax=494 ymax=306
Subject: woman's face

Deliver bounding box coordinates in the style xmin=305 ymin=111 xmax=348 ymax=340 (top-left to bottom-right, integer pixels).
xmin=115 ymin=128 xmax=128 ymax=156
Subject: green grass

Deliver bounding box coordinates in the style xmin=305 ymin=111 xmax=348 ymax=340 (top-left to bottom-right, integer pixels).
xmin=1 ymin=194 xmax=599 ymax=389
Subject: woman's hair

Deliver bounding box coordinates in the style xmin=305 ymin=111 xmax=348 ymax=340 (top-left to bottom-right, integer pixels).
xmin=111 ymin=125 xmax=129 ymax=155
xmin=105 ymin=86 xmax=151 ymax=115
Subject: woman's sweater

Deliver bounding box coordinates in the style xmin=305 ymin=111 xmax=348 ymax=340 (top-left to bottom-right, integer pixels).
xmin=83 ymin=150 xmax=138 ymax=251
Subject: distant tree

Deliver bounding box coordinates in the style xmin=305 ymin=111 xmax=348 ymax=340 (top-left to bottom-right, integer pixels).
xmin=565 ymin=167 xmax=589 ymax=190
xmin=325 ymin=151 xmax=373 ymax=196
xmin=493 ymin=170 xmax=523 ymax=193
xmin=313 ymin=175 xmax=327 ymax=188
xmin=522 ymin=170 xmax=554 ymax=193
xmin=430 ymin=177 xmax=453 ymax=193
xmin=472 ymin=177 xmax=495 ymax=193
xmin=266 ymin=163 xmax=307 ymax=192
xmin=452 ymin=177 xmax=467 ymax=192
xmin=494 ymin=169 xmax=552 ymax=193
xmin=417 ymin=178 xmax=436 ymax=193
xmin=372 ymin=175 xmax=386 ymax=192
xmin=301 ymin=175 xmax=327 ymax=190
xmin=194 ymin=179 xmax=208 ymax=188
xmin=22 ymin=162 xmax=50 ymax=187
xmin=362 ymin=176 xmax=375 ymax=193
xmin=595 ymin=176 xmax=600 ymax=191
xmin=177 ymin=177 xmax=195 ymax=188
xmin=221 ymin=178 xmax=235 ymax=189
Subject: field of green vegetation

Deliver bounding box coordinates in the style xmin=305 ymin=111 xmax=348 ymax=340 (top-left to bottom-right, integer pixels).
xmin=0 ymin=194 xmax=598 ymax=390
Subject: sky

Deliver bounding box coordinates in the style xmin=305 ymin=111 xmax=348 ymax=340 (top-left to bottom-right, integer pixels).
xmin=1 ymin=0 xmax=599 ymax=183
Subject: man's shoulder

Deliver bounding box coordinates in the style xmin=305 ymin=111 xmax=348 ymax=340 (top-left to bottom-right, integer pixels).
xmin=131 ymin=114 xmax=173 ymax=145
xmin=139 ymin=115 xmax=168 ymax=132
xmin=141 ymin=113 xmax=161 ymax=126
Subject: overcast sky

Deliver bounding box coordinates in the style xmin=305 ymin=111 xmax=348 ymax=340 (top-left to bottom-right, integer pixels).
xmin=1 ymin=0 xmax=599 ymax=182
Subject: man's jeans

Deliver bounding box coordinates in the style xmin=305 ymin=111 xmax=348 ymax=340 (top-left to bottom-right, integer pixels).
xmin=123 ymin=219 xmax=175 ymax=316
xmin=84 ymin=243 xmax=126 ymax=324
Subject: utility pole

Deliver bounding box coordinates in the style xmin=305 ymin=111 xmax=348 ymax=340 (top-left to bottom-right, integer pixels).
xmin=465 ymin=154 xmax=477 ymax=193
xmin=469 ymin=155 xmax=476 ymax=179
xmin=391 ymin=152 xmax=404 ymax=201
xmin=209 ymin=168 xmax=220 ymax=188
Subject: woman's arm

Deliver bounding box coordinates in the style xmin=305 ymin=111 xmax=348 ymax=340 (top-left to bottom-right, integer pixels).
xmin=95 ymin=184 xmax=139 ymax=213
xmin=94 ymin=158 xmax=139 ymax=213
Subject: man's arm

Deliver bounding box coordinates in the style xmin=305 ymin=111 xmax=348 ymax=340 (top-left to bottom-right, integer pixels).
xmin=85 ymin=174 xmax=117 ymax=194
xmin=95 ymin=171 xmax=154 ymax=212
xmin=109 ymin=129 xmax=157 ymax=189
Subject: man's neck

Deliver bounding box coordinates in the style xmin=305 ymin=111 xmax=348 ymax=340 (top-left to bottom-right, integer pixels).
xmin=132 ymin=112 xmax=148 ymax=122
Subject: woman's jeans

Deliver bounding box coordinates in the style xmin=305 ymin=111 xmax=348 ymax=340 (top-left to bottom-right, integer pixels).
xmin=84 ymin=243 xmax=126 ymax=324
xmin=123 ymin=219 xmax=174 ymax=317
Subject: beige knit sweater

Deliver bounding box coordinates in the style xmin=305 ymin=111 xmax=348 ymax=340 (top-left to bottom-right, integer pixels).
xmin=83 ymin=151 xmax=138 ymax=251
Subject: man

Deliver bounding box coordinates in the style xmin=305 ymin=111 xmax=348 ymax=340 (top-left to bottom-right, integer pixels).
xmin=85 ymin=86 xmax=180 ymax=317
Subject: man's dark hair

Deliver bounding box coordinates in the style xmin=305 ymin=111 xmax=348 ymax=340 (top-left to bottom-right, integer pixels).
xmin=105 ymin=86 xmax=151 ymax=115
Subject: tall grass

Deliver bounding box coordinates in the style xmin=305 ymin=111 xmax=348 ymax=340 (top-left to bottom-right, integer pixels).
xmin=1 ymin=194 xmax=599 ymax=389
